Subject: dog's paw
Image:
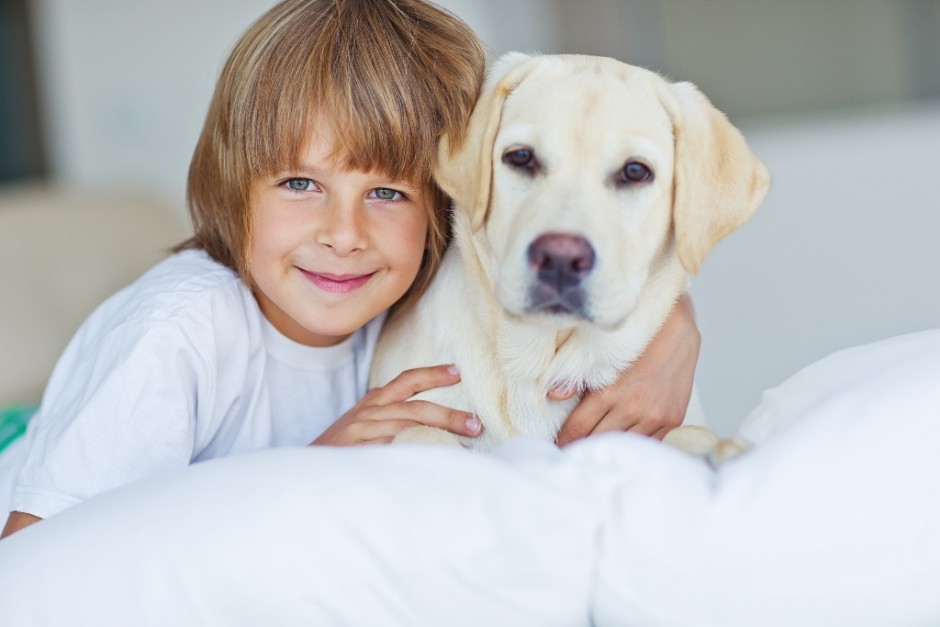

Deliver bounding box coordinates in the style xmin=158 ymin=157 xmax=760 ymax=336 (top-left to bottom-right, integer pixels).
xmin=663 ymin=425 xmax=717 ymax=456
xmin=663 ymin=425 xmax=750 ymax=468
xmin=708 ymin=435 xmax=750 ymax=466
xmin=393 ymin=425 xmax=463 ymax=447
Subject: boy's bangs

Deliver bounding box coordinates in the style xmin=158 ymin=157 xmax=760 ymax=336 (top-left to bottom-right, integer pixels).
xmin=241 ymin=64 xmax=315 ymax=178
xmin=257 ymin=2 xmax=443 ymax=184
xmin=229 ymin=0 xmax=487 ymax=189
xmin=249 ymin=63 xmax=435 ymax=186
xmin=321 ymin=88 xmax=435 ymax=185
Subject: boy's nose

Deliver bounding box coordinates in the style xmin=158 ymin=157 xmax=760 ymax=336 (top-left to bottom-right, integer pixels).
xmin=319 ymin=203 xmax=367 ymax=255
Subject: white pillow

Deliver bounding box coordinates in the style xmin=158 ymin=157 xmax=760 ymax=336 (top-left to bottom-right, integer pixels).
xmin=738 ymin=327 xmax=940 ymax=443
xmin=0 ymin=441 xmax=602 ymax=627
xmin=0 ymin=330 xmax=938 ymax=626
xmin=592 ymin=328 xmax=940 ymax=625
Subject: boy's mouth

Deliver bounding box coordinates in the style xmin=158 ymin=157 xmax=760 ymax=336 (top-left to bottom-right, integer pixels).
xmin=298 ymin=268 xmax=375 ymax=294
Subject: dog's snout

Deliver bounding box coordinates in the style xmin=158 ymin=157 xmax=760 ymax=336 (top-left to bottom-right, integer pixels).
xmin=528 ymin=233 xmax=596 ymax=283
xmin=526 ymin=233 xmax=595 ymax=318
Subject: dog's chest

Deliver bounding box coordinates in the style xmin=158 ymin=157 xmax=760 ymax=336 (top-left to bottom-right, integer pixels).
xmin=411 ymin=376 xmax=578 ymax=451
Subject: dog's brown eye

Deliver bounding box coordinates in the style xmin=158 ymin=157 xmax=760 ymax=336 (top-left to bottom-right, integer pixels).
xmin=619 ymin=161 xmax=653 ymax=184
xmin=503 ymin=147 xmax=535 ymax=169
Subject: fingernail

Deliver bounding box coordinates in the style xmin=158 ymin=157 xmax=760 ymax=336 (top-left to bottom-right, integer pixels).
xmin=466 ymin=415 xmax=482 ymax=434
xmin=551 ymin=383 xmax=572 ymax=396
xmin=447 ymin=365 xmax=460 ymax=377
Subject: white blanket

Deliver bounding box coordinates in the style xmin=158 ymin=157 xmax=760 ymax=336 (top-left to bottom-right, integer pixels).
xmin=1 ymin=329 xmax=938 ymax=626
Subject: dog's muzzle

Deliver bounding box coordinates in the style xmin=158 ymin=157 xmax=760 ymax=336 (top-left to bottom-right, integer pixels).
xmin=526 ymin=232 xmax=595 ymax=317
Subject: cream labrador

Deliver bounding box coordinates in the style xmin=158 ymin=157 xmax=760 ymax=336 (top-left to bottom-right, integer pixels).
xmin=370 ymin=53 xmax=769 ymax=460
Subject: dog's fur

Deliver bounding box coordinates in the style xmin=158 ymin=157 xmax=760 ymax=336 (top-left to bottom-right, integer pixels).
xmin=369 ymin=53 xmax=770 ymax=456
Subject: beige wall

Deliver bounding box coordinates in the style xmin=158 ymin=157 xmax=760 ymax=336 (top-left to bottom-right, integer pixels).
xmin=556 ymin=0 xmax=940 ymax=120
xmin=29 ymin=0 xmax=272 ymax=210
xmin=658 ymin=0 xmax=912 ymax=117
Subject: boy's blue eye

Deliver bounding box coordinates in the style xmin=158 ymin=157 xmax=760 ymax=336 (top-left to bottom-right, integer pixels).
xmin=372 ymin=188 xmax=402 ymax=201
xmin=285 ymin=178 xmax=314 ymax=192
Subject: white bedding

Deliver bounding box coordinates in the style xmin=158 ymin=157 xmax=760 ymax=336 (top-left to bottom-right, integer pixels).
xmin=1 ymin=329 xmax=938 ymax=626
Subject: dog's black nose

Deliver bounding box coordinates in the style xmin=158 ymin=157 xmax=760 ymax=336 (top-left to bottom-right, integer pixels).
xmin=528 ymin=233 xmax=596 ymax=289
xmin=526 ymin=233 xmax=595 ymax=317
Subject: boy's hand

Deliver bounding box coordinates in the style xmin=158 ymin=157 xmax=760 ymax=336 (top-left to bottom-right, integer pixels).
xmin=312 ymin=365 xmax=482 ymax=446
xmin=553 ymin=294 xmax=700 ymax=445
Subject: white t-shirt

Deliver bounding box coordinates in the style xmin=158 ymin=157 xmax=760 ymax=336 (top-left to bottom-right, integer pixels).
xmin=10 ymin=249 xmax=385 ymax=519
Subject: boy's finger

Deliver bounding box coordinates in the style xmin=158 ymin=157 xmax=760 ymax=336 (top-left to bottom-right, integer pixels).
xmin=649 ymin=425 xmax=672 ymax=441
xmin=396 ymin=400 xmax=482 ymax=437
xmin=358 ymin=408 xmax=482 ymax=441
xmin=366 ymin=400 xmax=481 ymax=438
xmin=555 ymin=390 xmax=612 ymax=445
xmin=556 ymin=404 xmax=602 ymax=446
xmin=374 ymin=364 xmax=461 ymax=403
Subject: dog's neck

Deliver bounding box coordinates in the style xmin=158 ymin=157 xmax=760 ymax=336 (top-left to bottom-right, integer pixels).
xmin=553 ymin=328 xmax=576 ymax=353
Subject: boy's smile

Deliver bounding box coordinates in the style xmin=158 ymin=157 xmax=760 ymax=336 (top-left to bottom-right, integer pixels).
xmin=299 ymin=269 xmax=376 ymax=294
xmin=247 ymin=127 xmax=429 ymax=347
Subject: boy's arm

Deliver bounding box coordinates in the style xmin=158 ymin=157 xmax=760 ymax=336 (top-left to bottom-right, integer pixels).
xmin=1 ymin=512 xmax=42 ymax=539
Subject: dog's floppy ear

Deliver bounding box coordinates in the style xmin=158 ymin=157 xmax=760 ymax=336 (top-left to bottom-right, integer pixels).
xmin=659 ymin=81 xmax=771 ymax=274
xmin=436 ymin=52 xmax=539 ymax=231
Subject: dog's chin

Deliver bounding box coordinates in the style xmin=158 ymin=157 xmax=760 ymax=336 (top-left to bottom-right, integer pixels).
xmin=505 ymin=307 xmax=636 ymax=334
xmin=504 ymin=307 xmax=587 ymax=330
xmin=502 ymin=300 xmax=635 ymax=332
xmin=497 ymin=284 xmax=638 ymax=330
xmin=532 ymin=304 xmax=591 ymax=326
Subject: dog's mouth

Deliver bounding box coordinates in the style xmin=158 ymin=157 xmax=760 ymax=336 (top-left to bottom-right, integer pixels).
xmin=527 ymin=283 xmax=591 ymax=319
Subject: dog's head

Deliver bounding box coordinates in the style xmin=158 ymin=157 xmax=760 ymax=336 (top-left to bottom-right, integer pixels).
xmin=436 ymin=52 xmax=770 ymax=328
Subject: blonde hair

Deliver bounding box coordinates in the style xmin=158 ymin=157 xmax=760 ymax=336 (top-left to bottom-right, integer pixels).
xmin=178 ymin=0 xmax=485 ymax=310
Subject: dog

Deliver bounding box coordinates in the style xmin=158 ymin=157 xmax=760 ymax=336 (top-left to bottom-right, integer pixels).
xmin=369 ymin=52 xmax=769 ymax=461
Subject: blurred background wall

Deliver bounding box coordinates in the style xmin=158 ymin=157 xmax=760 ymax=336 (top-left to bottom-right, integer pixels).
xmin=3 ymin=0 xmax=939 ymax=433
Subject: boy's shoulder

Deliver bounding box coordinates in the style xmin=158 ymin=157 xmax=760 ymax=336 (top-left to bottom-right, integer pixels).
xmin=102 ymin=249 xmax=254 ymax=330
xmin=139 ymin=248 xmax=240 ymax=295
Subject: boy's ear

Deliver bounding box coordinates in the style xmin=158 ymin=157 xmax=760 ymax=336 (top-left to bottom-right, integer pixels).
xmin=658 ymin=80 xmax=771 ymax=274
xmin=435 ymin=52 xmax=538 ymax=231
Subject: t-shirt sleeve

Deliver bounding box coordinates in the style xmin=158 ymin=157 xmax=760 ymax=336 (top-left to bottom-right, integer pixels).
xmin=11 ymin=320 xmax=210 ymax=519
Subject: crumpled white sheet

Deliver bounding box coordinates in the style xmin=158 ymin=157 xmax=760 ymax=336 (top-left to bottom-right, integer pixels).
xmin=1 ymin=329 xmax=938 ymax=627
